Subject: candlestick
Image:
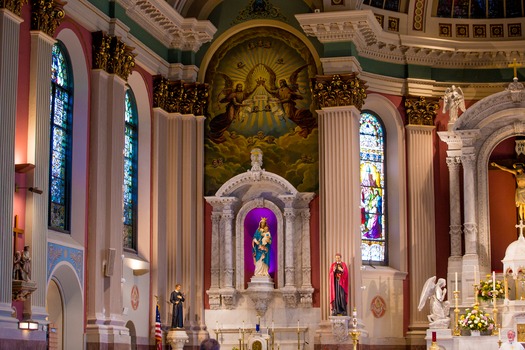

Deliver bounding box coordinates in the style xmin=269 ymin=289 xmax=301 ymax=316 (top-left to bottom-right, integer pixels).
xmin=493 ymin=271 xmax=496 ymax=291
xmin=455 ymin=272 xmax=458 ymax=292
xmin=453 ymin=290 xmax=461 ymax=336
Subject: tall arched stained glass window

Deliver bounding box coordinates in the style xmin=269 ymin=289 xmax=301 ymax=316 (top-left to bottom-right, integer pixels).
xmin=49 ymin=42 xmax=73 ymax=232
xmin=123 ymin=89 xmax=138 ymax=251
xmin=360 ymin=111 xmax=386 ymax=264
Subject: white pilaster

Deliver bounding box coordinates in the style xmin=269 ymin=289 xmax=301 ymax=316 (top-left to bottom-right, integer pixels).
xmin=318 ymin=106 xmax=362 ymax=320
xmin=0 ymin=8 xmax=23 ymax=326
xmin=86 ymin=70 xmax=129 ymax=346
xmin=24 ymin=31 xmax=55 ymax=323
xmin=406 ymin=125 xmax=436 ymax=333
xmin=281 ymin=196 xmax=296 ymax=287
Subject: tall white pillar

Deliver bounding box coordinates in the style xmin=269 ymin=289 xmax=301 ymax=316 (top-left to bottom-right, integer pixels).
xmin=406 ymin=125 xmax=436 ymax=333
xmin=0 ymin=7 xmax=23 ymax=326
xmin=318 ymin=105 xmax=362 ymax=320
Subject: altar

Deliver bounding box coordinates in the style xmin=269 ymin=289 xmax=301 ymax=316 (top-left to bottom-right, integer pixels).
xmin=426 ymin=332 xmax=502 ymax=350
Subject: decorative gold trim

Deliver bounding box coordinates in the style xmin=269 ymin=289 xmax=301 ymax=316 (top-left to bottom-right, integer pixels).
xmin=153 ymin=75 xmax=209 ymax=115
xmin=92 ymin=31 xmax=136 ymax=81
xmin=30 ymin=0 xmax=65 ymax=37
xmin=0 ymin=0 xmax=28 ymax=17
xmin=404 ymin=96 xmax=439 ymax=126
xmin=311 ymin=73 xmax=367 ymax=110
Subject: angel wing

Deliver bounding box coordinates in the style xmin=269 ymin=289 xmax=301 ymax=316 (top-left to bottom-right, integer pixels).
xmin=216 ymin=72 xmax=234 ymax=102
xmin=442 ymin=88 xmax=452 ymax=113
xmin=455 ymin=86 xmax=466 ymax=112
xmin=418 ymin=276 xmax=437 ymax=311
xmin=288 ymin=64 xmax=309 ymax=92
xmin=244 ymin=64 xmax=262 ymax=94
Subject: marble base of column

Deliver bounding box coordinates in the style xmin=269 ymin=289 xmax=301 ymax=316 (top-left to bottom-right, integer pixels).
xmin=167 ymin=329 xmax=189 ymax=350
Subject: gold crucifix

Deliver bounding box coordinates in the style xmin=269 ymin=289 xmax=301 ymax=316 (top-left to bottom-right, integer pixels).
xmin=13 ymin=215 xmax=24 ymax=255
xmin=508 ymin=58 xmax=523 ymax=80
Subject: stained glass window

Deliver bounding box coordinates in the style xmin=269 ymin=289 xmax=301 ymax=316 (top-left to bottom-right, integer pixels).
xmin=360 ymin=112 xmax=386 ymax=264
xmin=437 ymin=0 xmax=523 ymax=18
xmin=123 ymin=89 xmax=138 ymax=251
xmin=49 ymin=42 xmax=73 ymax=232
xmin=363 ymin=0 xmax=401 ymax=12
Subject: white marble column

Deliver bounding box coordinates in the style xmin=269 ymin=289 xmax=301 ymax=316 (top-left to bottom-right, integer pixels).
xmin=317 ymin=106 xmax=362 ymax=320
xmin=281 ymin=195 xmax=296 ymax=287
xmin=24 ymin=31 xmax=55 ymax=323
xmin=446 ymin=156 xmax=463 ymax=258
xmin=85 ymin=70 xmax=129 ymax=346
xmin=406 ymin=125 xmax=436 ymax=333
xmin=461 ymin=152 xmax=478 ymax=255
xmin=221 ymin=202 xmax=236 ymax=290
xmin=0 ymin=8 xmax=23 ymax=326
xmin=300 ymin=210 xmax=312 ymax=289
xmin=210 ymin=212 xmax=221 ymax=289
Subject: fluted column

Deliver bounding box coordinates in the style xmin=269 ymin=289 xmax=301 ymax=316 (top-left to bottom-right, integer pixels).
xmin=24 ymin=30 xmax=55 ymax=322
xmin=221 ymin=205 xmax=235 ymax=290
xmin=281 ymin=195 xmax=296 ymax=287
xmin=406 ymin=125 xmax=436 ymax=332
xmin=300 ymin=210 xmax=312 ymax=289
xmin=210 ymin=212 xmax=221 ymax=289
xmin=0 ymin=5 xmax=24 ymax=326
xmin=318 ymin=106 xmax=362 ymax=320
xmin=461 ymin=152 xmax=478 ymax=255
xmin=446 ymin=156 xmax=463 ymax=257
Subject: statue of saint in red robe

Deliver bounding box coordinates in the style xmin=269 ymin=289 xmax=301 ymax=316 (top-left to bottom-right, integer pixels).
xmin=329 ymin=253 xmax=348 ymax=316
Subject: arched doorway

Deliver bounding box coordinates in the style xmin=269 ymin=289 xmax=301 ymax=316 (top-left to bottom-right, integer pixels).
xmin=47 ymin=280 xmax=63 ymax=350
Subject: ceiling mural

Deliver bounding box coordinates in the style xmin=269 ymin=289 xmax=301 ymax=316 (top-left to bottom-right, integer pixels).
xmin=204 ymin=26 xmax=318 ymax=196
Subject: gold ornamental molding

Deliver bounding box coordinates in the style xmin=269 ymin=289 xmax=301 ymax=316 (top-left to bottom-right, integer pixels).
xmin=0 ymin=0 xmax=27 ymax=17
xmin=153 ymin=75 xmax=209 ymax=115
xmin=92 ymin=31 xmax=136 ymax=81
xmin=404 ymin=96 xmax=439 ymax=126
xmin=30 ymin=0 xmax=65 ymax=37
xmin=311 ymin=73 xmax=367 ymax=110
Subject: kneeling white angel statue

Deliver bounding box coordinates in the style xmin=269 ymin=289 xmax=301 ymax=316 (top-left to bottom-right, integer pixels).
xmin=418 ymin=276 xmax=451 ymax=329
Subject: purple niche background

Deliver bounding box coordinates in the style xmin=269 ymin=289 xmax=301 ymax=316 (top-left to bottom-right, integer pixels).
xmin=244 ymin=207 xmax=277 ymax=287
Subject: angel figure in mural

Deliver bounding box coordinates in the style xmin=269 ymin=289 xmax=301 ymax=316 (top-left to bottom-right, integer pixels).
xmin=259 ymin=64 xmax=317 ymax=137
xmin=209 ymin=68 xmax=260 ymax=143
xmin=418 ymin=276 xmax=450 ymax=329
xmin=491 ymin=161 xmax=525 ymax=222
xmin=252 ymin=217 xmax=272 ymax=277
xmin=442 ymin=85 xmax=466 ymax=124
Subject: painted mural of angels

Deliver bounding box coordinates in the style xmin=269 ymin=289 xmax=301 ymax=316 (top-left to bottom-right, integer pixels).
xmin=209 ymin=63 xmax=317 ymax=143
xmin=418 ymin=276 xmax=451 ymax=329
xmin=442 ymin=85 xmax=466 ymax=124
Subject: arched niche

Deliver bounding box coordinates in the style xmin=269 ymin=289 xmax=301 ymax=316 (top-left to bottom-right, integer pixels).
xmin=205 ymin=149 xmax=315 ymax=314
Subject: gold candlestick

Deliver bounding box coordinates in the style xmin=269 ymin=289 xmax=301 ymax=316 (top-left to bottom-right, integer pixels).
xmin=504 ymin=275 xmax=508 ymax=300
xmin=272 ymin=329 xmax=275 ymax=350
xmin=349 ymin=329 xmax=361 ymax=350
xmin=453 ymin=290 xmax=461 ymax=336
xmin=492 ymin=291 xmax=499 ymax=337
xmin=498 ymin=339 xmax=503 ymax=348
xmin=297 ymin=329 xmax=300 ymax=350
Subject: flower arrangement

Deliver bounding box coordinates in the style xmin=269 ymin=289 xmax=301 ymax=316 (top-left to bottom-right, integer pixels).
xmin=477 ymin=274 xmax=504 ymax=301
xmin=458 ymin=305 xmax=495 ymax=332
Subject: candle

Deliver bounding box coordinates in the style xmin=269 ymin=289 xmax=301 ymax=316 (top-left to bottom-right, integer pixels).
xmin=493 ymin=271 xmax=496 ymax=290
xmin=257 ymin=316 xmax=260 ymax=325
xmin=455 ymin=272 xmax=458 ymax=292
xmin=432 ymin=331 xmax=436 ymax=342
xmin=474 ymin=267 xmax=478 ymax=285
xmin=352 ymin=309 xmax=357 ymax=317
xmin=499 ymin=329 xmax=501 ymax=341
xmin=297 ymin=320 xmax=300 ymax=332
xmin=239 ymin=328 xmax=241 ymax=339
xmin=216 ymin=321 xmax=219 ymax=331
xmin=272 ymin=321 xmax=274 ymax=332
xmin=243 ymin=321 xmax=245 ymax=331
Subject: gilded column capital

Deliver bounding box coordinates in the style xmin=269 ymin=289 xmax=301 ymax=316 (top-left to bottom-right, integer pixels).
xmin=311 ymin=73 xmax=367 ymax=110
xmin=404 ymin=96 xmax=439 ymax=126
xmin=1 ymin=0 xmax=27 ymax=17
xmin=92 ymin=31 xmax=136 ymax=81
xmin=153 ymin=76 xmax=209 ymax=115
xmin=30 ymin=0 xmax=65 ymax=36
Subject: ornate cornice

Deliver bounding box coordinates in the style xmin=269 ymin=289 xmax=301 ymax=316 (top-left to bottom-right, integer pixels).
xmin=311 ymin=73 xmax=367 ymax=110
xmin=30 ymin=0 xmax=65 ymax=36
xmin=92 ymin=31 xmax=136 ymax=81
xmin=0 ymin=0 xmax=27 ymax=17
xmin=152 ymin=75 xmax=209 ymax=115
xmin=295 ymin=10 xmax=525 ymax=69
xmin=118 ymin=0 xmax=216 ymax=52
xmin=404 ymin=96 xmax=439 ymax=126
xmin=231 ymin=0 xmax=287 ymax=25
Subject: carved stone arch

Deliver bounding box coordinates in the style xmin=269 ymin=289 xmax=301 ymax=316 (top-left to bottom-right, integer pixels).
xmin=477 ymin=120 xmax=525 ymax=267
xmin=235 ymin=198 xmax=285 ymax=290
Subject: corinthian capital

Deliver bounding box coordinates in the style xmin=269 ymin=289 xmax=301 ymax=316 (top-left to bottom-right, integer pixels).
xmin=30 ymin=0 xmax=65 ymax=36
xmin=312 ymin=73 xmax=367 ymax=110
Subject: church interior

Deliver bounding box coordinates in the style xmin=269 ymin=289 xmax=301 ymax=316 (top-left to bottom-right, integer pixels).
xmin=4 ymin=0 xmax=525 ymax=349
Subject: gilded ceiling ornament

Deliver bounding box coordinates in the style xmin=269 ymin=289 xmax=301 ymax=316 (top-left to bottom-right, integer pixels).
xmin=30 ymin=0 xmax=65 ymax=36
xmin=231 ymin=0 xmax=286 ymax=25
xmin=0 ymin=0 xmax=28 ymax=17
xmin=92 ymin=31 xmax=136 ymax=81
xmin=404 ymin=96 xmax=439 ymax=126
xmin=311 ymin=73 xmax=368 ymax=110
xmin=92 ymin=31 xmax=111 ymax=71
xmin=153 ymin=75 xmax=169 ymax=110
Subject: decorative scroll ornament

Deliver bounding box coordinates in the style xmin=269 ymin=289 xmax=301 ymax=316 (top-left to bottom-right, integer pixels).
xmin=311 ymin=73 xmax=368 ymax=110
xmin=404 ymin=96 xmax=439 ymax=126
xmin=152 ymin=75 xmax=209 ymax=115
xmin=231 ymin=0 xmax=286 ymax=25
xmin=0 ymin=0 xmax=27 ymax=17
xmin=30 ymin=0 xmax=65 ymax=36
xmin=92 ymin=31 xmax=136 ymax=81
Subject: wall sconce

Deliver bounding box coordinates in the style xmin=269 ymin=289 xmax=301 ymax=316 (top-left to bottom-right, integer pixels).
xmin=15 ymin=184 xmax=43 ymax=195
xmin=133 ymin=268 xmax=149 ymax=276
xmin=18 ymin=320 xmax=38 ymax=330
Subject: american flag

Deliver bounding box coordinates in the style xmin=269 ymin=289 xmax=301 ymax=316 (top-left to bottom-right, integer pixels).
xmin=155 ymin=303 xmax=162 ymax=349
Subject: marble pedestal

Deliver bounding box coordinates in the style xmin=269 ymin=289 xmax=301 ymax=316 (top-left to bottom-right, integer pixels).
xmin=167 ymin=329 xmax=188 ymax=350
xmin=245 ymin=276 xmax=275 ymax=316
